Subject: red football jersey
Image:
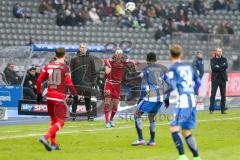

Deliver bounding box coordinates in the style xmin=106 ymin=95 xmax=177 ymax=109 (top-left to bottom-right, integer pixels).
xmin=104 ymin=59 xmax=127 ymax=82
xmin=37 ymin=61 xmax=77 ymax=101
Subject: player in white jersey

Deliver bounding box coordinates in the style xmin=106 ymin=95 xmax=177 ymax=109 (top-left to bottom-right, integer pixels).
xmin=165 ymin=44 xmax=202 ymax=160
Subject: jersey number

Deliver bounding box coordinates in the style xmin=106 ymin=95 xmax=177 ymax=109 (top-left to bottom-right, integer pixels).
xmin=48 ymin=69 xmax=61 ymax=85
xmin=179 ymin=69 xmax=193 ymax=89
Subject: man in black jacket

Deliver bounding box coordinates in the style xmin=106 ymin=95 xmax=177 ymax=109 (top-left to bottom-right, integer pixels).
xmin=192 ymin=51 xmax=204 ymax=79
xmin=23 ymin=67 xmax=37 ymax=100
xmin=70 ymin=43 xmax=97 ymax=120
xmin=4 ymin=63 xmax=21 ymax=85
xmin=210 ymin=48 xmax=228 ymax=114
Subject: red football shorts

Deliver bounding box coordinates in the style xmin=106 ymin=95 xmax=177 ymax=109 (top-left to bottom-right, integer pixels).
xmin=104 ymin=81 xmax=121 ymax=99
xmin=46 ymin=100 xmax=68 ymax=121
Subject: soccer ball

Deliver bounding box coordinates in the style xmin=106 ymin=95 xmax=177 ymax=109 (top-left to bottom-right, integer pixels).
xmin=125 ymin=2 xmax=136 ymax=12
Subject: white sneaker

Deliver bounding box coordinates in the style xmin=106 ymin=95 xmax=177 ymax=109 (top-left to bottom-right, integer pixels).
xmin=105 ymin=122 xmax=111 ymax=128
xmin=110 ymin=120 xmax=115 ymax=127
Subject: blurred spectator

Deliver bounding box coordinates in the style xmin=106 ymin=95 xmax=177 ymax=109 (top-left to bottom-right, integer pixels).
xmin=195 ymin=20 xmax=206 ymax=33
xmin=0 ymin=72 xmax=8 ymax=85
xmin=186 ymin=0 xmax=196 ymax=16
xmin=24 ymin=67 xmax=37 ymax=93
xmin=65 ymin=12 xmax=78 ymax=26
xmin=53 ymin=0 xmax=65 ymax=12
xmin=154 ymin=26 xmax=165 ymax=40
xmin=147 ymin=6 xmax=157 ymax=18
xmin=97 ymin=3 xmax=108 ymax=20
xmin=23 ymin=67 xmax=37 ymax=100
xmin=4 ymin=63 xmax=21 ymax=85
xmin=39 ymin=0 xmax=53 ymax=14
xmin=162 ymin=19 xmax=172 ymax=35
xmin=225 ymin=22 xmax=234 ymax=34
xmin=192 ymin=50 xmax=204 ymax=79
xmin=26 ymin=36 xmax=36 ymax=46
xmin=178 ymin=9 xmax=188 ymax=22
xmin=193 ymin=0 xmax=206 ymax=15
xmin=105 ymin=2 xmax=116 ymax=17
xmin=184 ymin=21 xmax=196 ymax=33
xmin=213 ymin=0 xmax=232 ymax=11
xmin=156 ymin=4 xmax=167 ymax=18
xmin=168 ymin=7 xmax=179 ymax=20
xmin=13 ymin=3 xmax=31 ymax=19
xmin=238 ymin=0 xmax=240 ymax=11
xmin=115 ymin=1 xmax=125 ymax=16
xmin=88 ymin=8 xmax=102 ymax=24
xmin=177 ymin=20 xmax=186 ymax=32
xmin=176 ymin=1 xmax=186 ymax=14
xmin=217 ymin=22 xmax=228 ymax=34
xmin=81 ymin=6 xmax=91 ymax=23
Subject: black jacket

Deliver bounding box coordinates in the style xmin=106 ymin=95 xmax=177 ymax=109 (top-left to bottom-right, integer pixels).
xmin=4 ymin=68 xmax=21 ymax=85
xmin=70 ymin=54 xmax=97 ymax=91
xmin=210 ymin=56 xmax=228 ymax=82
xmin=192 ymin=57 xmax=204 ymax=79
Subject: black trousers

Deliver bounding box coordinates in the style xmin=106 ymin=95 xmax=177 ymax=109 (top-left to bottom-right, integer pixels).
xmin=209 ymin=80 xmax=226 ymax=111
xmin=72 ymin=97 xmax=91 ymax=115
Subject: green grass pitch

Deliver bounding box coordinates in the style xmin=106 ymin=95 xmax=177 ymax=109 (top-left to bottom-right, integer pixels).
xmin=0 ymin=110 xmax=240 ymax=160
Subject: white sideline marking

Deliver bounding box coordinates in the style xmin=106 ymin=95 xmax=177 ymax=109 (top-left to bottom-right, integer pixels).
xmin=0 ymin=116 xmax=239 ymax=140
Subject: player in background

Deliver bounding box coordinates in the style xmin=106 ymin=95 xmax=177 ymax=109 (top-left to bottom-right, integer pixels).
xmin=132 ymin=52 xmax=170 ymax=146
xmin=165 ymin=44 xmax=202 ymax=160
xmin=103 ymin=48 xmax=129 ymax=128
xmin=36 ymin=48 xmax=78 ymax=151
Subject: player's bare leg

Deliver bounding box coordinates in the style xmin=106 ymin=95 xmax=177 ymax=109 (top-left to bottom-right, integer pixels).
xmin=109 ymin=98 xmax=119 ymax=127
xmin=145 ymin=113 xmax=156 ymax=146
xmin=132 ymin=110 xmax=145 ymax=146
xmin=104 ymin=97 xmax=111 ymax=128
xmin=182 ymin=130 xmax=201 ymax=160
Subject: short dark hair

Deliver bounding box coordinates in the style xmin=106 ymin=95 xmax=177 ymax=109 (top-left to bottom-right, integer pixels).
xmin=169 ymin=44 xmax=183 ymax=58
xmin=29 ymin=67 xmax=36 ymax=72
xmin=147 ymin=52 xmax=156 ymax=62
xmin=55 ymin=47 xmax=66 ymax=58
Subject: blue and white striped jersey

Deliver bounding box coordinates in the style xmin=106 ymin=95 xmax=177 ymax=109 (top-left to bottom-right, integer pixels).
xmin=165 ymin=62 xmax=201 ymax=108
xmin=139 ymin=64 xmax=169 ymax=102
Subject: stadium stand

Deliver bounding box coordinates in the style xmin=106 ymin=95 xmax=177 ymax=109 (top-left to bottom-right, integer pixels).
xmin=0 ymin=0 xmax=240 ymax=61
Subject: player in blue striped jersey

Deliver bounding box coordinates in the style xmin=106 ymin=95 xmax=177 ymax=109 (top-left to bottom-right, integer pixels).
xmin=165 ymin=44 xmax=202 ymax=160
xmin=132 ymin=52 xmax=170 ymax=146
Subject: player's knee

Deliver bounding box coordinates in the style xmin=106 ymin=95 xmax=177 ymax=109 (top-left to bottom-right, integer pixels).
xmin=104 ymin=104 xmax=110 ymax=112
xmin=134 ymin=111 xmax=141 ymax=120
xmin=112 ymin=106 xmax=118 ymax=112
xmin=170 ymin=126 xmax=180 ymax=133
xmin=182 ymin=130 xmax=191 ymax=137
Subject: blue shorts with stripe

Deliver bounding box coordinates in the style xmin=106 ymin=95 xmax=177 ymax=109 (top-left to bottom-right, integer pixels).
xmin=137 ymin=100 xmax=163 ymax=113
xmin=170 ymin=107 xmax=196 ymax=130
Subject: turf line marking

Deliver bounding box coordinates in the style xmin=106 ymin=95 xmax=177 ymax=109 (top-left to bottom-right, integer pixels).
xmin=0 ymin=116 xmax=239 ymax=140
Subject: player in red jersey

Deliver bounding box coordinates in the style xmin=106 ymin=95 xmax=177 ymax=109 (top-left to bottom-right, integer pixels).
xmin=36 ymin=48 xmax=78 ymax=151
xmin=103 ymin=48 xmax=129 ymax=128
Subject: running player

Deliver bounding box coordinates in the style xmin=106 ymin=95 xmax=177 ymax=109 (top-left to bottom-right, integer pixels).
xmin=131 ymin=52 xmax=169 ymax=146
xmin=165 ymin=44 xmax=202 ymax=160
xmin=36 ymin=48 xmax=78 ymax=151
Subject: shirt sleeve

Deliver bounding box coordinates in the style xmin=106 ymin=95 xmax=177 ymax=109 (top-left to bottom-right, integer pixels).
xmin=64 ymin=67 xmax=77 ymax=96
xmin=36 ymin=66 xmax=48 ymax=94
xmin=163 ymin=68 xmax=177 ymax=98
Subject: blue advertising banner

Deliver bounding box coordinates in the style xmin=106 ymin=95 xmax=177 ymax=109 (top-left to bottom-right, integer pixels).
xmin=0 ymin=85 xmax=22 ymax=107
xmin=31 ymin=44 xmax=131 ymax=53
